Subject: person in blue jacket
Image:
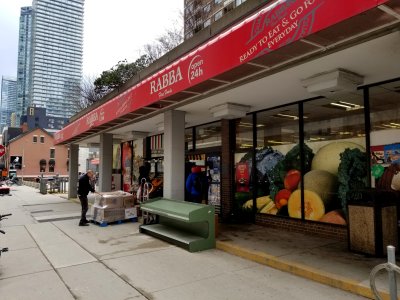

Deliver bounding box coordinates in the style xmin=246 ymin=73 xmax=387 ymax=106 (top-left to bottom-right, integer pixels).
xmin=185 ymin=166 xmax=204 ymax=203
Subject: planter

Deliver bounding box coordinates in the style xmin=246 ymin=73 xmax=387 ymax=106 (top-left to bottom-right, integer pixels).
xmin=347 ymin=189 xmax=399 ymax=257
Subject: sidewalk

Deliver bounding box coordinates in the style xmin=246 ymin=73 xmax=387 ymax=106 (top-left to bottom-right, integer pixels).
xmin=217 ymin=224 xmax=399 ymax=299
xmin=0 ymin=185 xmax=396 ymax=299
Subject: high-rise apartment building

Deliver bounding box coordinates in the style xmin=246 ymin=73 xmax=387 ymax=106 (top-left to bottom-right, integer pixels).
xmin=16 ymin=6 xmax=33 ymax=126
xmin=184 ymin=0 xmax=247 ymax=40
xmin=31 ymin=0 xmax=84 ymax=119
xmin=0 ymin=76 xmax=17 ymax=131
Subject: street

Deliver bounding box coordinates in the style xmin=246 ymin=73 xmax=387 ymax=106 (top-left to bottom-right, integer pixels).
xmin=0 ymin=185 xmax=368 ymax=300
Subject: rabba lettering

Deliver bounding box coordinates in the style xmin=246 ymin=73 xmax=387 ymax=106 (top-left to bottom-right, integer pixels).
xmin=150 ymin=67 xmax=182 ymax=94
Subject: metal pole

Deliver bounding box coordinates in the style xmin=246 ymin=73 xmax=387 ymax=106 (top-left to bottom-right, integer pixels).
xmin=387 ymin=245 xmax=397 ymax=300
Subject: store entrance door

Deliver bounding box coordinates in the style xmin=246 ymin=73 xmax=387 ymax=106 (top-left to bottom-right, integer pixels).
xmin=186 ymin=153 xmax=221 ymax=214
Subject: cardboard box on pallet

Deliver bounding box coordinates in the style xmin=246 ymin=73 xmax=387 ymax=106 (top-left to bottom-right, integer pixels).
xmin=125 ymin=206 xmax=138 ymax=219
xmin=123 ymin=197 xmax=135 ymax=208
xmin=93 ymin=191 xmax=134 ymax=209
xmin=91 ymin=206 xmax=126 ymax=223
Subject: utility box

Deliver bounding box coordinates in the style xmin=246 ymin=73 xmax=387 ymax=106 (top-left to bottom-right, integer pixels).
xmin=347 ymin=189 xmax=399 ymax=257
xmin=40 ymin=179 xmax=48 ymax=195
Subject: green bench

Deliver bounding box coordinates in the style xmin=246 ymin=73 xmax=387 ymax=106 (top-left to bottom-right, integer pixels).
xmin=139 ymin=198 xmax=215 ymax=252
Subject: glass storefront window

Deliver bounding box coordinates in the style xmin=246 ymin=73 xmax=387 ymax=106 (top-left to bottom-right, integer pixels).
xmin=369 ymin=79 xmax=400 ymax=190
xmin=234 ymin=115 xmax=254 ymax=220
xmin=233 ymin=92 xmax=369 ymax=227
xmin=195 ymin=122 xmax=221 ymax=149
xmin=185 ymin=128 xmax=193 ymax=151
xmin=302 ymin=93 xmax=366 ymax=225
xmin=255 ymin=105 xmax=300 ymax=217
xmin=236 ymin=115 xmax=253 ymax=151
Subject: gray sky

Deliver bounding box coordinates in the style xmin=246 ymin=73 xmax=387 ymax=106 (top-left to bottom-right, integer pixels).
xmin=0 ymin=0 xmax=183 ymax=84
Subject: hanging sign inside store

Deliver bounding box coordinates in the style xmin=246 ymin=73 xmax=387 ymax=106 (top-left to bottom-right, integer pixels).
xmin=55 ymin=0 xmax=389 ymax=144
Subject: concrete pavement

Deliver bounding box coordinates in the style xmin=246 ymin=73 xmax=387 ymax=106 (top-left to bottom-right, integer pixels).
xmin=0 ymin=185 xmax=386 ymax=299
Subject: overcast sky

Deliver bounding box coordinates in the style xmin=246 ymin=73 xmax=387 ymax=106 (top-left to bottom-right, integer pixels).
xmin=0 ymin=0 xmax=183 ymax=84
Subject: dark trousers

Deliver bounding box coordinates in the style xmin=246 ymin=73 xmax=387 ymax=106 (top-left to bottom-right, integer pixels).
xmin=78 ymin=194 xmax=88 ymax=223
xmin=190 ymin=194 xmax=202 ymax=203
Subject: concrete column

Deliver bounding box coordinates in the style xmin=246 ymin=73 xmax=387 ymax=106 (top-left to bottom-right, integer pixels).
xmin=99 ymin=133 xmax=113 ymax=192
xmin=163 ymin=110 xmax=185 ymax=200
xmin=68 ymin=144 xmax=79 ymax=199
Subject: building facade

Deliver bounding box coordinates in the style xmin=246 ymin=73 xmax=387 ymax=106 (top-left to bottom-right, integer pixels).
xmin=0 ymin=76 xmax=17 ymax=132
xmin=6 ymin=127 xmax=69 ymax=178
xmin=184 ymin=0 xmax=247 ymax=40
xmin=30 ymin=0 xmax=84 ymax=119
xmin=16 ymin=6 xmax=33 ymax=126
xmin=20 ymin=105 xmax=68 ymax=133
xmin=56 ymin=0 xmax=400 ymax=243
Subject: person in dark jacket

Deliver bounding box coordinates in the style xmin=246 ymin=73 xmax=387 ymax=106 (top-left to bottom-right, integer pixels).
xmin=77 ymin=170 xmax=95 ymax=226
xmin=185 ymin=166 xmax=204 ymax=203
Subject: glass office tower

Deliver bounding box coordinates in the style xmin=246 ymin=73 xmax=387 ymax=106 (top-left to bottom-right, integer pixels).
xmin=31 ymin=0 xmax=84 ymax=118
xmin=1 ymin=77 xmax=17 ymax=131
xmin=16 ymin=7 xmax=33 ymax=126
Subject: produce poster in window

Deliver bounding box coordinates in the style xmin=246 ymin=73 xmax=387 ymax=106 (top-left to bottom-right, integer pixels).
xmin=384 ymin=143 xmax=400 ymax=164
xmin=250 ymin=143 xmax=359 ymax=226
xmin=371 ymin=145 xmax=385 ymax=165
xmin=122 ymin=142 xmax=132 ymax=192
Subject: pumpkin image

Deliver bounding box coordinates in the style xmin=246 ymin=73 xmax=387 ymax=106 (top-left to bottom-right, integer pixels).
xmin=288 ymin=189 xmax=326 ymax=220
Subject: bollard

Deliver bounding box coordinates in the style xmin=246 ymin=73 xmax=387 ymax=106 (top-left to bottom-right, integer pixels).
xmin=370 ymin=245 xmax=400 ymax=300
xmin=387 ymin=246 xmax=397 ymax=300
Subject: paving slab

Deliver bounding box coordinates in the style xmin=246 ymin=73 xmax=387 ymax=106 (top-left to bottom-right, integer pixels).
xmin=152 ymin=265 xmax=368 ymax=300
xmin=0 ymin=225 xmax=37 ymax=251
xmin=0 ymin=247 xmax=52 ymax=279
xmin=53 ymin=219 xmax=171 ymax=260
xmin=57 ymin=261 xmax=142 ymax=299
xmin=0 ymin=270 xmax=74 ymax=300
xmin=25 ymin=202 xmax=80 ymax=214
xmin=103 ymin=246 xmax=257 ymax=293
xmin=34 ymin=212 xmax=81 ymax=222
xmin=26 ymin=223 xmax=97 ymax=268
xmin=217 ymin=224 xmax=398 ymax=299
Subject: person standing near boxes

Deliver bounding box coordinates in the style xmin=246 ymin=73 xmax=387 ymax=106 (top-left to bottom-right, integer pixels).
xmin=78 ymin=170 xmax=96 ymax=226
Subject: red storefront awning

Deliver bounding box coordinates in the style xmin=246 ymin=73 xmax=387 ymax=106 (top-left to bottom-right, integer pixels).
xmin=55 ymin=0 xmax=391 ymax=145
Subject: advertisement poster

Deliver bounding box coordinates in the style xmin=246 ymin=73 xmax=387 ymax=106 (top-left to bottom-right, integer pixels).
xmin=384 ymin=143 xmax=400 ymax=164
xmin=207 ymin=155 xmax=221 ymax=209
xmin=371 ymin=145 xmax=385 ymax=165
xmin=122 ymin=142 xmax=132 ymax=192
xmin=235 ymin=161 xmax=250 ymax=192
xmin=10 ymin=156 xmax=23 ymax=169
xmin=112 ymin=144 xmax=121 ymax=170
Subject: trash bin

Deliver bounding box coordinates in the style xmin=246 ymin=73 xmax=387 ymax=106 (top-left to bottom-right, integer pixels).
xmin=40 ymin=179 xmax=48 ymax=194
xmin=347 ymin=188 xmax=399 ymax=257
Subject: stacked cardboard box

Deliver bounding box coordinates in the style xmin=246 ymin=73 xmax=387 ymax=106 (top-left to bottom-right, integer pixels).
xmin=91 ymin=191 xmax=137 ymax=223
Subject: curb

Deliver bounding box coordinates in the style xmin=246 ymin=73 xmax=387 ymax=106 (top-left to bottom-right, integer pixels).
xmin=216 ymin=240 xmax=394 ymax=300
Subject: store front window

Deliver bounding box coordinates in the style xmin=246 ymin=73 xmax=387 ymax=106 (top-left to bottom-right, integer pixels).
xmin=185 ymin=128 xmax=193 ymax=151
xmin=302 ymin=94 xmax=366 ymax=225
xmin=255 ymin=106 xmax=300 ymax=217
xmin=195 ymin=122 xmax=221 ymax=149
xmin=369 ymin=79 xmax=400 ymax=191
xmin=234 ymin=92 xmax=369 ymax=226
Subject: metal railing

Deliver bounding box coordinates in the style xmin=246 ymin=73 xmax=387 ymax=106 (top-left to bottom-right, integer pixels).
xmin=370 ymin=246 xmax=400 ymax=300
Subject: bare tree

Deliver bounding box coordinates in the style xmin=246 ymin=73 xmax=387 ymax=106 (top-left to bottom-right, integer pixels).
xmin=75 ymin=14 xmax=185 ymax=112
xmin=78 ymin=74 xmax=103 ymax=110
xmin=142 ymin=17 xmax=184 ymax=63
